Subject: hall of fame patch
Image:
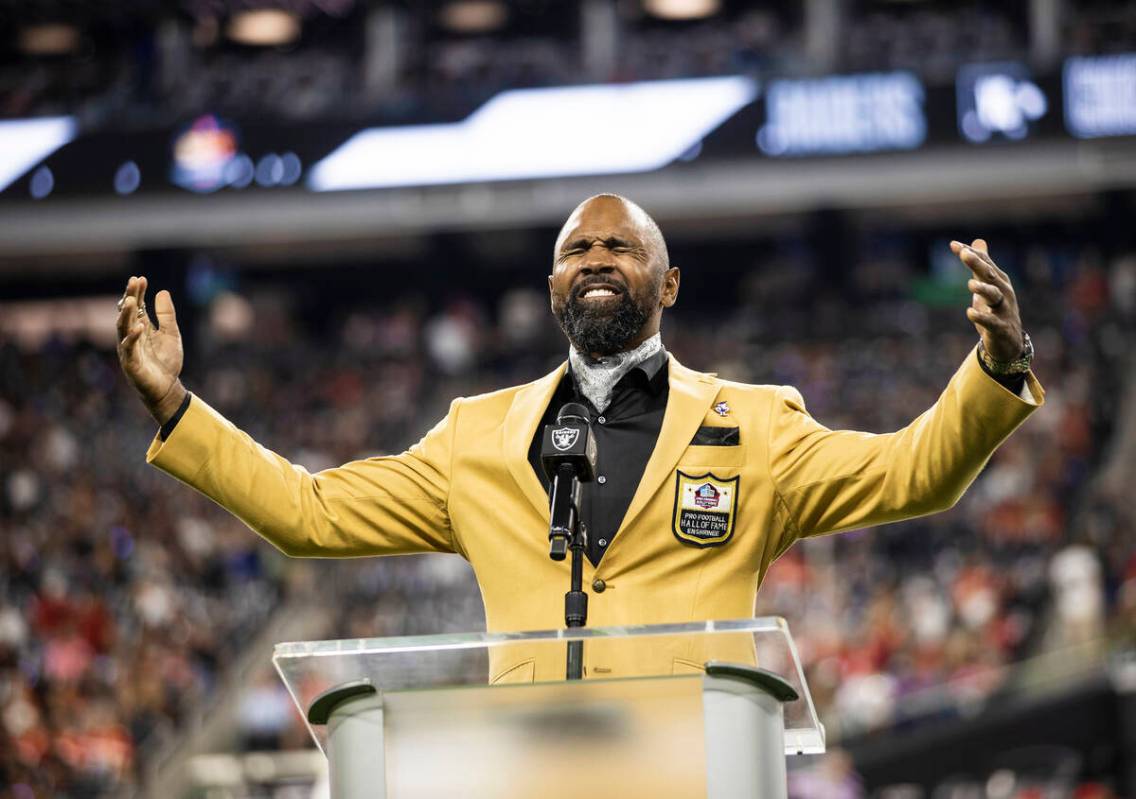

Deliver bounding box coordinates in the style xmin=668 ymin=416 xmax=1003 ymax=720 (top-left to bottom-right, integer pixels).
xmin=672 ymin=472 xmax=738 ymax=547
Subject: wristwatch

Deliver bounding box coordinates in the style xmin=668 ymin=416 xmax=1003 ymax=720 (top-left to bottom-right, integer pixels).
xmin=978 ymin=331 xmax=1034 ymax=375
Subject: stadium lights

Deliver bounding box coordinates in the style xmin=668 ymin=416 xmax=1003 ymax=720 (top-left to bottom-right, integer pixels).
xmin=307 ymin=75 xmax=757 ymax=191
xmin=227 ymin=9 xmax=301 ymax=46
xmin=437 ymin=1 xmax=509 ymax=33
xmin=643 ymin=0 xmax=721 ymax=21
xmin=18 ymin=23 xmax=80 ymax=55
xmin=0 ymin=116 xmax=77 ymax=193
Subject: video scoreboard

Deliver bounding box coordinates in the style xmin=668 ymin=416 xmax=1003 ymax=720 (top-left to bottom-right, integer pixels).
xmin=2 ymin=52 xmax=1134 ymax=200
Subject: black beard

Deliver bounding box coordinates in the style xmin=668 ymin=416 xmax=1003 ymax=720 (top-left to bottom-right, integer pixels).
xmin=555 ymin=282 xmax=656 ymax=356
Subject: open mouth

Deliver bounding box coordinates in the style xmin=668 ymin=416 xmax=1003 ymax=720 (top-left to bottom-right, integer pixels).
xmin=575 ymin=283 xmax=625 ymax=302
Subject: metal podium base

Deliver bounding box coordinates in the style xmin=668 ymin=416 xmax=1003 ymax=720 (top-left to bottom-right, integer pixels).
xmin=311 ymin=682 xmax=386 ymax=796
xmin=703 ymin=662 xmax=798 ymax=799
xmin=310 ymin=664 xmax=798 ymax=799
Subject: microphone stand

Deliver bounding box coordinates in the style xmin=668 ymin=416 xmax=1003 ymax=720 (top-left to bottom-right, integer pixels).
xmin=543 ymin=402 xmax=595 ymax=681
xmin=564 ymin=483 xmax=587 ymax=681
xmin=550 ymin=463 xmax=588 ymax=680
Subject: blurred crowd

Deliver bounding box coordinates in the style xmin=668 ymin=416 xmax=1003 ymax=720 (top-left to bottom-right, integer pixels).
xmin=741 ymin=243 xmax=1135 ymax=742
xmin=4 ymin=1 xmax=1136 ymax=124
xmin=2 ymin=226 xmax=1135 ymax=796
xmin=0 ymin=339 xmax=287 ymax=795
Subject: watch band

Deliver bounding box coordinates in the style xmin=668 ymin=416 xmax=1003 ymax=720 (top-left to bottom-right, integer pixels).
xmin=978 ymin=331 xmax=1034 ymax=376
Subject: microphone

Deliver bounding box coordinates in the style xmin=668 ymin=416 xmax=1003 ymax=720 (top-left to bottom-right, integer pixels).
xmin=541 ymin=402 xmax=597 ymax=561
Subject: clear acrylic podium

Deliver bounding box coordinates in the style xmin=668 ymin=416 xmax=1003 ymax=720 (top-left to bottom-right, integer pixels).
xmin=274 ymin=617 xmax=824 ymax=799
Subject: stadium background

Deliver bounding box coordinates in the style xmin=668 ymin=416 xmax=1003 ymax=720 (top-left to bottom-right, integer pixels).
xmin=1 ymin=0 xmax=1135 ymax=797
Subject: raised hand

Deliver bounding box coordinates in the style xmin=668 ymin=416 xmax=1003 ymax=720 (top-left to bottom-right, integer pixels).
xmin=950 ymin=239 xmax=1026 ymax=363
xmin=115 ymin=276 xmax=187 ymax=424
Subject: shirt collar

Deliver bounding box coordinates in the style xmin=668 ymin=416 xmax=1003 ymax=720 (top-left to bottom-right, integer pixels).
xmin=629 ymin=346 xmax=668 ymax=387
xmin=566 ymin=334 xmax=667 ymax=411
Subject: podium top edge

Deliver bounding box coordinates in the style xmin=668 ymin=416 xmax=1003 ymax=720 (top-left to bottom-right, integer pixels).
xmin=272 ymin=616 xmax=790 ymax=659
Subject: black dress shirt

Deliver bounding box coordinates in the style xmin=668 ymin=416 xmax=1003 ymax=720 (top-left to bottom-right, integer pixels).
xmin=526 ymin=349 xmax=669 ymax=567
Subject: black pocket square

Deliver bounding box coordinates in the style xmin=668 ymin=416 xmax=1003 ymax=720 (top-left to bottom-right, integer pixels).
xmin=690 ymin=426 xmax=740 ymax=446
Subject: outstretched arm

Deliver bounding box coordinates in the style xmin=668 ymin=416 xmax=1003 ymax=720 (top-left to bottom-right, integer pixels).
xmin=146 ymin=395 xmax=461 ymax=557
xmin=768 ymin=239 xmax=1043 ymax=544
xmin=116 ymin=276 xmax=459 ymax=558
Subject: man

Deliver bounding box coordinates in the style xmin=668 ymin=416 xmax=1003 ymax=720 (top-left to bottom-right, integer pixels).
xmin=117 ymin=194 xmax=1043 ymax=682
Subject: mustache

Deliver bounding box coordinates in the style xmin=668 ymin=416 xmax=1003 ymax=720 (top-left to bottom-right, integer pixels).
xmin=572 ymin=276 xmax=628 ymax=300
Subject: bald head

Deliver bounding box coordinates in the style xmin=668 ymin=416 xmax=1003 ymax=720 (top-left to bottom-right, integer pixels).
xmin=548 ymin=193 xmax=680 ymax=356
xmin=554 ymin=194 xmax=669 ymax=272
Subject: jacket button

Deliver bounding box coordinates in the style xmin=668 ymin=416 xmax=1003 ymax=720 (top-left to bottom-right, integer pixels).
xmin=592 ymin=579 xmax=606 ymax=593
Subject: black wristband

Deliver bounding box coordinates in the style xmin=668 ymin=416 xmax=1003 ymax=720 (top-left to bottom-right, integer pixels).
xmin=975 ymin=349 xmax=1027 ymax=395
xmin=158 ymin=391 xmax=193 ymax=441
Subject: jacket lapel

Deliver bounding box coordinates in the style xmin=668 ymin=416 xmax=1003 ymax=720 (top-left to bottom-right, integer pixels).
xmin=617 ymin=355 xmax=720 ymax=533
xmin=502 ymin=361 xmax=568 ymax=522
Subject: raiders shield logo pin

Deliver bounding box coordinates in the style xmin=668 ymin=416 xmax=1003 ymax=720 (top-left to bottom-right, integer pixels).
xmin=672 ymin=472 xmax=739 ymax=547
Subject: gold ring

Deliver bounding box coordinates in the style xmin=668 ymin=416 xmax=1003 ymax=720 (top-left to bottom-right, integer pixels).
xmin=117 ymin=297 xmax=126 ymax=311
xmin=137 ymin=307 xmax=147 ymax=319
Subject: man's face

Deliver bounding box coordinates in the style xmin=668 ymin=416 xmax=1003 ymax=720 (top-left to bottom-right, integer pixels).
xmin=549 ymin=197 xmax=679 ymax=356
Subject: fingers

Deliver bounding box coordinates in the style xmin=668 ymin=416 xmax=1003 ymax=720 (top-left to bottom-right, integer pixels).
xmin=154 ymin=289 xmax=180 ymax=335
xmin=121 ymin=317 xmax=144 ymax=352
xmin=117 ymin=274 xmax=154 ymax=318
xmin=135 ymin=276 xmax=154 ymax=329
xmin=953 ymin=241 xmax=998 ymax=279
xmin=116 ymin=281 xmax=136 ymax=340
xmin=116 ymin=275 xmax=151 ymax=351
xmin=968 ymin=278 xmax=1004 ymax=308
xmin=967 ymin=238 xmax=1009 ymax=280
xmin=951 ymin=239 xmax=1015 ymax=296
xmin=966 ymin=306 xmax=1008 ymax=330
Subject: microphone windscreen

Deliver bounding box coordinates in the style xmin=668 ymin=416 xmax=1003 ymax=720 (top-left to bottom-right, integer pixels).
xmin=556 ymin=402 xmax=591 ymax=425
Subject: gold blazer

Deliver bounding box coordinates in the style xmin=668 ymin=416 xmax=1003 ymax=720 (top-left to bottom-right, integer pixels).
xmin=147 ymin=349 xmax=1043 ymax=682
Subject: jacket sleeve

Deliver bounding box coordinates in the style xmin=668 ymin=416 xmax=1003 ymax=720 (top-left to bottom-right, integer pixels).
xmin=768 ymin=346 xmax=1044 ymax=544
xmin=146 ymin=395 xmax=460 ymax=557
